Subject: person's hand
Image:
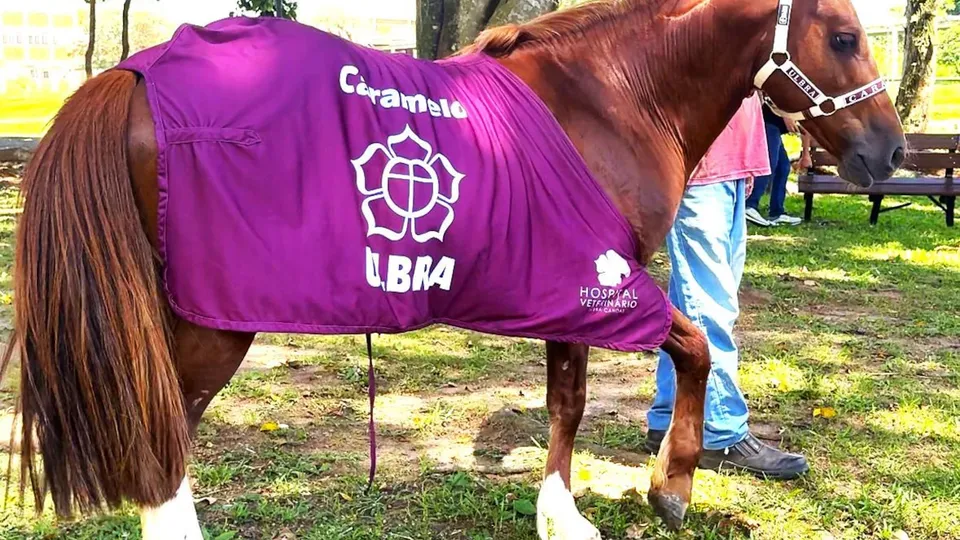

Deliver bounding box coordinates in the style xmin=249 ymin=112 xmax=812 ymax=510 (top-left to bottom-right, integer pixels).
xmin=784 ymin=118 xmax=801 ymax=134
xmin=745 ymin=176 xmax=755 ymax=197
xmin=795 ymin=131 xmax=814 ymax=170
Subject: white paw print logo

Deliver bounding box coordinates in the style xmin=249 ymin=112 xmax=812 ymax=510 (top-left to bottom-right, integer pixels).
xmin=595 ymin=249 xmax=631 ymax=287
xmin=353 ymin=125 xmax=465 ymax=243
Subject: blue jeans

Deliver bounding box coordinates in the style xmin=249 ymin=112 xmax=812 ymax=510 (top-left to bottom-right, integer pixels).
xmin=647 ymin=180 xmax=750 ymax=450
xmin=747 ymin=122 xmax=790 ymax=218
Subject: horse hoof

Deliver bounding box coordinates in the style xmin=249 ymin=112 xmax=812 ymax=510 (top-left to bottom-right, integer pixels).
xmin=537 ymin=472 xmax=603 ymax=540
xmin=647 ymin=489 xmax=688 ymax=531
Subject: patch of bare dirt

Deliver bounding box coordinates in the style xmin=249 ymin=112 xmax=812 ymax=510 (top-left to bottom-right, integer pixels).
xmin=815 ymin=305 xmax=897 ymax=324
xmin=200 ymin=338 xmax=669 ymax=486
xmin=239 ymin=344 xmax=319 ymax=372
xmin=0 ymin=161 xmax=24 ymax=181
xmin=740 ymin=286 xmax=774 ymax=308
xmin=749 ymin=422 xmax=788 ymax=443
xmin=868 ymin=289 xmax=904 ymax=301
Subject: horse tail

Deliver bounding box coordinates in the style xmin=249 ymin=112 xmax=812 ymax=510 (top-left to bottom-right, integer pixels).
xmin=0 ymin=69 xmax=190 ymax=517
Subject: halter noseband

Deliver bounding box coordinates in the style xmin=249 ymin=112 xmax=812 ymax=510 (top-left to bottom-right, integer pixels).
xmin=754 ymin=0 xmax=886 ymax=121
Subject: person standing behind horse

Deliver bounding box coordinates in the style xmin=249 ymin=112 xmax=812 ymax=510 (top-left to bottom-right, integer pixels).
xmin=745 ymin=103 xmax=804 ymax=227
xmin=644 ymin=93 xmax=809 ymax=479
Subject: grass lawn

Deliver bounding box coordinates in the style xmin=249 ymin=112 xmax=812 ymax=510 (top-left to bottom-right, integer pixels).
xmin=0 ymin=170 xmax=957 ymax=539
xmin=932 ymin=82 xmax=960 ymax=130
xmin=0 ymin=92 xmax=71 ymax=138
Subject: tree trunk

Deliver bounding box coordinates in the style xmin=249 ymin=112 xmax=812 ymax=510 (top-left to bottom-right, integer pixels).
xmin=488 ymin=0 xmax=558 ymax=27
xmin=121 ymin=0 xmax=132 ymax=61
xmin=85 ymin=0 xmax=97 ymax=79
xmin=416 ymin=0 xmax=559 ymax=60
xmin=896 ymin=0 xmax=938 ymax=131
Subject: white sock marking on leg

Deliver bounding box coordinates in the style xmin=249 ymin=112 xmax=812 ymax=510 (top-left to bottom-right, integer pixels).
xmin=537 ymin=471 xmax=602 ymax=540
xmin=141 ymin=476 xmax=203 ymax=540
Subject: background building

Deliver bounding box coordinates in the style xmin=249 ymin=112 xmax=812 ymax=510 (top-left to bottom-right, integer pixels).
xmin=0 ymin=0 xmax=416 ymax=96
xmin=0 ymin=2 xmax=86 ymax=94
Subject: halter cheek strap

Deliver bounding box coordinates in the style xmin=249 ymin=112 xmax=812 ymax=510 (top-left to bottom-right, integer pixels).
xmin=754 ymin=0 xmax=886 ymax=121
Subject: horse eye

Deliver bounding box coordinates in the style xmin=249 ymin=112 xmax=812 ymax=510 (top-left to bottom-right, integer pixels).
xmin=832 ymin=33 xmax=858 ymax=53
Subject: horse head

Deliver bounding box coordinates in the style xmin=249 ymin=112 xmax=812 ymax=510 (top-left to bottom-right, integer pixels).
xmin=751 ymin=0 xmax=906 ymax=187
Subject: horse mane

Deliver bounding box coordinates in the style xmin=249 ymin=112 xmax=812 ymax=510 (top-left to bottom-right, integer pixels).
xmin=464 ymin=0 xmax=629 ymax=58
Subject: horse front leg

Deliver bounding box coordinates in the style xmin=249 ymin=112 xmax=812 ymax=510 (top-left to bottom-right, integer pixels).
xmin=140 ymin=321 xmax=255 ymax=540
xmin=646 ymin=306 xmax=710 ymax=530
xmin=536 ymin=341 xmax=601 ymax=540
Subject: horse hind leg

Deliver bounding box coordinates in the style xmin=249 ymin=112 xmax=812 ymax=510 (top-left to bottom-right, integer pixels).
xmin=646 ymin=307 xmax=710 ymax=530
xmin=140 ymin=320 xmax=254 ymax=540
xmin=125 ymin=77 xmax=257 ymax=537
xmin=536 ymin=341 xmax=601 ymax=540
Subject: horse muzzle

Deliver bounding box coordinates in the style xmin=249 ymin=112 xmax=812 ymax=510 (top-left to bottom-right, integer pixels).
xmin=838 ymin=132 xmax=906 ymax=188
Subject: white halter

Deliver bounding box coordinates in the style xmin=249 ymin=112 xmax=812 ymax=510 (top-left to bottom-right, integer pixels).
xmin=754 ymin=0 xmax=886 ymax=121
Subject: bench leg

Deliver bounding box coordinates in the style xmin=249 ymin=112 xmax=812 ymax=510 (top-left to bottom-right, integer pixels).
xmin=869 ymin=195 xmax=884 ymax=225
xmin=945 ymin=196 xmax=956 ymax=227
xmin=803 ymin=193 xmax=814 ymax=222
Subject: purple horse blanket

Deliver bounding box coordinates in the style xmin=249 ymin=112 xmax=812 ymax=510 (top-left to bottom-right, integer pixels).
xmin=117 ymin=17 xmax=671 ymax=352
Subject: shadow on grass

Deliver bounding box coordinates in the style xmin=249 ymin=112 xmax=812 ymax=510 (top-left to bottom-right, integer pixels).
xmin=0 ymin=428 xmax=754 ymax=540
xmin=791 ymin=193 xmax=957 ymax=251
xmin=3 ymin=194 xmax=958 ymax=539
xmin=746 ymin=196 xmax=959 ymax=305
xmin=251 ymin=329 xmax=544 ymax=394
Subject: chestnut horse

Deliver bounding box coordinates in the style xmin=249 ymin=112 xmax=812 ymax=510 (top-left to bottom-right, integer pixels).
xmin=4 ymin=0 xmax=903 ymax=538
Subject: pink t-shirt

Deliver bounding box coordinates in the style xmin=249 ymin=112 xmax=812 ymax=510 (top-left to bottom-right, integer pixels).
xmin=690 ymin=93 xmax=771 ymax=185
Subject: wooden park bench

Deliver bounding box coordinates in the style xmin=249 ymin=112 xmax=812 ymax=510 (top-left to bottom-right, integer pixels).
xmin=0 ymin=137 xmax=38 ymax=163
xmin=798 ymin=133 xmax=958 ymax=227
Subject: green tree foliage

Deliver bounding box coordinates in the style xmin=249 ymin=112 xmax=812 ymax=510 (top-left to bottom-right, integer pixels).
xmin=74 ymin=7 xmax=172 ymax=71
xmin=233 ymin=0 xmax=297 ymax=19
xmin=939 ymin=1 xmax=960 ymax=76
xmin=941 ymin=24 xmax=960 ymax=75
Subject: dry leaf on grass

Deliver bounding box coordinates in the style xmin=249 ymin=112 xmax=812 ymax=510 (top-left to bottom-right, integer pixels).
xmin=813 ymin=407 xmax=837 ymax=419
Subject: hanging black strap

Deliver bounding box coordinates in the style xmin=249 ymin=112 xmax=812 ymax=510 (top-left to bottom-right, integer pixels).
xmin=365 ymin=333 xmax=377 ymax=493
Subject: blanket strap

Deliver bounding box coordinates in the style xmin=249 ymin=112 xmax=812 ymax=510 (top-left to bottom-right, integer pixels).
xmin=365 ymin=333 xmax=377 ymax=493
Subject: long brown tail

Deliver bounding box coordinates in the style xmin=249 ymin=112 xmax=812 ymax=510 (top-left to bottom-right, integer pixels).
xmin=0 ymin=70 xmax=190 ymax=517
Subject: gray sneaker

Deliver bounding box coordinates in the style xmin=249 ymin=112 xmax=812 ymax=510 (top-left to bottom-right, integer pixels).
xmin=745 ymin=207 xmax=772 ymax=227
xmin=770 ymin=214 xmax=802 ymax=226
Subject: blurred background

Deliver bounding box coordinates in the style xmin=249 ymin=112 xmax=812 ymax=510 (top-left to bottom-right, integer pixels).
xmin=2 ymin=0 xmax=959 ymax=138
xmin=0 ymin=0 xmax=416 ymax=138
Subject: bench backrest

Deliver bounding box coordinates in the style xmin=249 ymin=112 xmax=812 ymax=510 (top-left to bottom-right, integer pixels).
xmin=808 ymin=133 xmax=960 ymax=175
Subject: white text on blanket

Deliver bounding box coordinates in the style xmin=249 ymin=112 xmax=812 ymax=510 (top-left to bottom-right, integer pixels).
xmin=339 ymin=65 xmax=469 ymax=119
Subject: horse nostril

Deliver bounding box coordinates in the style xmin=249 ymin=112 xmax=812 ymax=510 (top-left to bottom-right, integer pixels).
xmin=891 ymin=146 xmax=905 ymax=169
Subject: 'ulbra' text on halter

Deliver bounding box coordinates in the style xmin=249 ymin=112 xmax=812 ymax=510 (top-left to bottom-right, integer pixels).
xmin=340 ymin=65 xmax=469 ymax=119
